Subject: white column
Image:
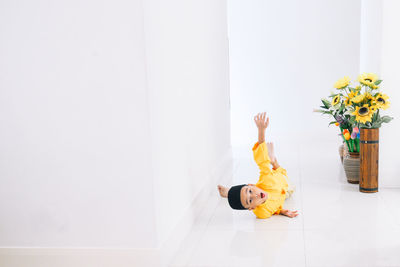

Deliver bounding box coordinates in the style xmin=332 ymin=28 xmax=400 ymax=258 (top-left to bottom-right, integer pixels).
xmin=378 ymin=0 xmax=400 ymax=187
xmin=359 ymin=0 xmax=383 ymax=74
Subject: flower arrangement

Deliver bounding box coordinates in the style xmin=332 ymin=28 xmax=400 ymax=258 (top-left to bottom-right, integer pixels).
xmin=315 ymin=73 xmax=393 ymax=153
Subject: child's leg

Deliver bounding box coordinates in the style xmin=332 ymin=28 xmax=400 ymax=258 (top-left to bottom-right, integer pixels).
xmin=267 ymin=142 xmax=295 ymax=199
xmin=267 ymin=142 xmax=280 ymax=170
xmin=285 ymin=177 xmax=295 ymax=199
xmin=217 ymin=185 xmax=229 ymax=198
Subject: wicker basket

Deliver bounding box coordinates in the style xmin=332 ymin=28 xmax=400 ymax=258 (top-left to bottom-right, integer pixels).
xmin=339 ymin=144 xmax=344 ymax=163
xmin=343 ymin=148 xmax=360 ymax=184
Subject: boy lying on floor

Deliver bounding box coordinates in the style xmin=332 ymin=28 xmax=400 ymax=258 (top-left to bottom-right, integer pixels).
xmin=218 ymin=112 xmax=298 ymax=219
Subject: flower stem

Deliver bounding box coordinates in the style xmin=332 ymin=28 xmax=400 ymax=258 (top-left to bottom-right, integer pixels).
xmin=356 ymin=138 xmax=360 ymax=153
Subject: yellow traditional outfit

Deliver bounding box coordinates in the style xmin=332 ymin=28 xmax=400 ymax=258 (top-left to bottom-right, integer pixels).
xmin=252 ymin=142 xmax=290 ymax=219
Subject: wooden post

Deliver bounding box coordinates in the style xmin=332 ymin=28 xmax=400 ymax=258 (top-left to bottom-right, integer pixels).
xmin=360 ymin=128 xmax=379 ymax=193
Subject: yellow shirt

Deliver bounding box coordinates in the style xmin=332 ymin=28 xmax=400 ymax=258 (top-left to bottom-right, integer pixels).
xmin=252 ymin=142 xmax=289 ymax=219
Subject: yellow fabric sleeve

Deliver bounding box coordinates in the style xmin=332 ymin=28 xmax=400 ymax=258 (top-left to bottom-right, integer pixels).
xmin=254 ymin=201 xmax=283 ymax=218
xmin=253 ymin=205 xmax=273 ymax=219
xmin=275 ymin=166 xmax=287 ymax=176
xmin=252 ymin=142 xmax=272 ymax=176
xmin=274 ymin=205 xmax=283 ymax=215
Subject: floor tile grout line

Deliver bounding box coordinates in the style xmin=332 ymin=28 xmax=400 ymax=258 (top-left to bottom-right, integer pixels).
xmin=297 ymin=145 xmax=308 ymax=267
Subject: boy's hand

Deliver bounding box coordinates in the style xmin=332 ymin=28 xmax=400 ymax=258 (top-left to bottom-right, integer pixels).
xmin=254 ymin=112 xmax=269 ymax=130
xmin=280 ymin=209 xmax=299 ymax=218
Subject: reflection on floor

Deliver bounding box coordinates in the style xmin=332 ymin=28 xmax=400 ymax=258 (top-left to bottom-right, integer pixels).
xmin=170 ymin=141 xmax=400 ymax=267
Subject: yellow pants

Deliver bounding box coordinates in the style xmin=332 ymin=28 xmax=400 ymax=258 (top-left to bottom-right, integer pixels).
xmin=285 ymin=176 xmax=295 ymax=199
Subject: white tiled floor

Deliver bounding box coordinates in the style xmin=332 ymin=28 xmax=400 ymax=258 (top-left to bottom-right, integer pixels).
xmin=170 ymin=141 xmax=400 ymax=267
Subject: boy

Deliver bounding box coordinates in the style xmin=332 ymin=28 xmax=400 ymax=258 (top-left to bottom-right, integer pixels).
xmin=218 ymin=112 xmax=298 ymax=219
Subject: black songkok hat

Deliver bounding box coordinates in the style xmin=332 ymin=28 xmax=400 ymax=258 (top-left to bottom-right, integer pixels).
xmin=228 ymin=184 xmax=246 ymax=210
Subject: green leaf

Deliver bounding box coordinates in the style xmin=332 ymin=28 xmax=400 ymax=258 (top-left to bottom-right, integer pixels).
xmin=321 ymin=99 xmax=331 ymax=109
xmin=338 ymin=104 xmax=345 ymax=113
xmin=314 ymin=109 xmax=332 ymax=115
xmin=374 ymin=80 xmax=383 ymax=85
xmin=329 ymin=121 xmax=337 ymax=125
xmin=381 ymin=116 xmax=393 ymax=123
xmin=371 ymin=121 xmax=381 ymax=128
xmin=372 ymin=111 xmax=378 ymax=122
xmin=320 ymin=105 xmax=328 ymax=109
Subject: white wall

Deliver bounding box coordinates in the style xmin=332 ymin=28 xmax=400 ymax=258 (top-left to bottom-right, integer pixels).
xmin=0 ymin=0 xmax=157 ymax=248
xmin=360 ymin=0 xmax=383 ymax=74
xmin=142 ymin=0 xmax=231 ymax=245
xmin=228 ymin=0 xmax=400 ymax=187
xmin=0 ymin=0 xmax=231 ymax=251
xmin=228 ymin=0 xmax=361 ymax=148
xmin=379 ymin=0 xmax=400 ymax=187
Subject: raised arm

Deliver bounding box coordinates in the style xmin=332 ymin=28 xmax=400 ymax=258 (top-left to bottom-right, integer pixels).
xmin=254 ymin=112 xmax=269 ymax=144
xmin=252 ymin=112 xmax=272 ymax=175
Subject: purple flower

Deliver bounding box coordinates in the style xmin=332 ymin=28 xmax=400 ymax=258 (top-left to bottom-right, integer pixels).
xmin=334 ymin=115 xmax=344 ymax=124
xmin=351 ymin=131 xmax=357 ymax=139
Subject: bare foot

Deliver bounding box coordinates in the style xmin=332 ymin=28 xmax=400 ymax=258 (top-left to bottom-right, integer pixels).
xmin=217 ymin=185 xmax=229 ymax=198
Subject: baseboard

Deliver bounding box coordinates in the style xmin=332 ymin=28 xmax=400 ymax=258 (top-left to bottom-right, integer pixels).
xmin=0 ymin=247 xmax=161 ymax=267
xmin=0 ymin=148 xmax=233 ymax=267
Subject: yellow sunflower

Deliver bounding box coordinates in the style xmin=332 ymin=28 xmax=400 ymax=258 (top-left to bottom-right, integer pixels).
xmin=348 ymin=90 xmax=358 ymax=98
xmin=351 ymin=93 xmax=365 ymax=104
xmin=365 ymin=92 xmax=375 ymax=102
xmin=375 ymin=93 xmax=390 ymax=110
xmin=355 ymin=85 xmax=361 ymax=91
xmin=344 ymin=97 xmax=352 ymax=106
xmin=358 ymin=73 xmax=378 ymax=88
xmin=334 ymin=76 xmax=351 ymax=89
xmin=352 ymin=104 xmax=374 ymax=124
xmin=370 ymin=103 xmax=378 ymax=113
xmin=331 ymin=95 xmax=341 ymax=106
xmin=344 ymin=90 xmax=358 ymax=105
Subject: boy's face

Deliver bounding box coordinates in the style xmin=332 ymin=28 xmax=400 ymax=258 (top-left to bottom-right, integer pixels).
xmin=240 ymin=184 xmax=267 ymax=210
